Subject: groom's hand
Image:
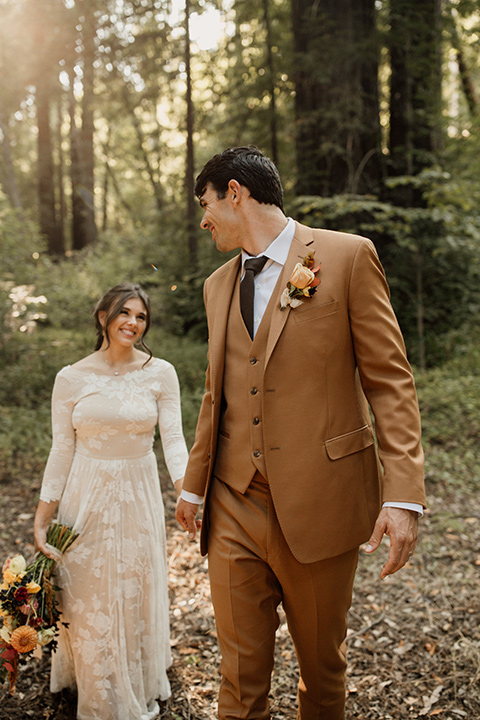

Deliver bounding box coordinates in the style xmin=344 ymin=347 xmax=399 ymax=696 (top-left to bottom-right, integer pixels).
xmin=175 ymin=498 xmax=201 ymax=541
xmin=364 ymin=507 xmax=418 ymax=579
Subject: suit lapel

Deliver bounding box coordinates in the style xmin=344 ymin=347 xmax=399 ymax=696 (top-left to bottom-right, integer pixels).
xmin=209 ymin=255 xmax=241 ymax=401
xmin=265 ymin=223 xmax=315 ymax=368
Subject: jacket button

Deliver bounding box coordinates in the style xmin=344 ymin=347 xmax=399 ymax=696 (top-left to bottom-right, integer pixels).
xmin=250 ymin=387 xmax=258 ymax=395
xmin=250 ymin=357 xmax=257 ymax=365
xmin=253 ymin=450 xmax=261 ymax=458
xmin=253 ymin=417 xmax=260 ymax=425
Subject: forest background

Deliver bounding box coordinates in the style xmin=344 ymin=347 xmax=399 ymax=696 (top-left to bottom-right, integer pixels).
xmin=0 ymin=0 xmax=480 ymax=718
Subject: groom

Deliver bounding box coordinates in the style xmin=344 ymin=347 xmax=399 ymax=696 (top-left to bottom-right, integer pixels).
xmin=176 ymin=146 xmax=425 ymax=719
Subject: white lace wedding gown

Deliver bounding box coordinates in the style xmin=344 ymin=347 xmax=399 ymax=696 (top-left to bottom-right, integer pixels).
xmin=39 ymin=359 xmax=189 ymax=720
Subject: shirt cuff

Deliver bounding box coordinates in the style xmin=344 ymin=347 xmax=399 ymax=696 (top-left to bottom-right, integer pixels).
xmin=181 ymin=489 xmax=204 ymax=505
xmin=382 ymin=501 xmax=424 ymax=516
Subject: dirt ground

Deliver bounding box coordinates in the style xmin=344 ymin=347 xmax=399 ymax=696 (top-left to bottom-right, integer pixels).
xmin=1 ymin=472 xmax=479 ymax=720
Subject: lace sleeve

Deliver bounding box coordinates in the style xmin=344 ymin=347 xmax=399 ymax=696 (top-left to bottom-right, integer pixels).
xmin=156 ymin=362 xmax=189 ymax=484
xmin=39 ymin=369 xmax=76 ymax=503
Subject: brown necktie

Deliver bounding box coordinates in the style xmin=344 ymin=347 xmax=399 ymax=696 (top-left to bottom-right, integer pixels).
xmin=240 ymin=256 xmax=268 ymax=339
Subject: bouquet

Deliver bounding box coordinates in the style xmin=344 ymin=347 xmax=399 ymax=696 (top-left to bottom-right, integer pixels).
xmin=0 ymin=523 xmax=78 ymax=694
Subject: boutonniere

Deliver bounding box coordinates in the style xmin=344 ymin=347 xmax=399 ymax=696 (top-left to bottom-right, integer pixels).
xmin=280 ymin=251 xmax=321 ymax=309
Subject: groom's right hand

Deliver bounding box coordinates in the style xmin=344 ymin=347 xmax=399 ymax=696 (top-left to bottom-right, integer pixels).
xmin=175 ymin=498 xmax=201 ymax=541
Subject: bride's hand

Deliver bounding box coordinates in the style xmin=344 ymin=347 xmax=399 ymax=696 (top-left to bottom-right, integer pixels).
xmin=34 ymin=500 xmax=59 ymax=559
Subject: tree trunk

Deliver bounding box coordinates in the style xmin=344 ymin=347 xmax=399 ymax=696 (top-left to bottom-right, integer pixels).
xmin=185 ymin=0 xmax=197 ymax=269
xmin=262 ymin=0 xmax=279 ymax=165
xmin=36 ymin=73 xmax=64 ymax=255
xmin=67 ymin=59 xmax=83 ymax=252
xmin=0 ymin=106 xmax=22 ymax=211
xmin=292 ymin=0 xmax=382 ymax=196
xmin=388 ymin=0 xmax=443 ymax=179
xmin=101 ymin=160 xmax=109 ymax=232
xmin=448 ymin=6 xmax=478 ymax=117
xmin=73 ymin=0 xmax=97 ymax=248
xmin=55 ymin=95 xmax=66 ymax=247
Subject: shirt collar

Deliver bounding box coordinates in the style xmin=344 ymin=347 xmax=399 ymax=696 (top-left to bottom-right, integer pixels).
xmin=241 ymin=217 xmax=295 ymax=270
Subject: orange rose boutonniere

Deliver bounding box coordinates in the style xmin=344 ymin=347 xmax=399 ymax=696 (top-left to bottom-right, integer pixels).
xmin=280 ymin=251 xmax=321 ymax=309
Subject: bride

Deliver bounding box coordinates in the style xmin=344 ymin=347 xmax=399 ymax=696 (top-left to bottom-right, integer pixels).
xmin=34 ymin=282 xmax=189 ymax=720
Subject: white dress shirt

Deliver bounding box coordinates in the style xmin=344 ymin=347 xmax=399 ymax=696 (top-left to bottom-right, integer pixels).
xmin=182 ymin=218 xmax=422 ymax=515
xmin=241 ymin=217 xmax=295 ymax=338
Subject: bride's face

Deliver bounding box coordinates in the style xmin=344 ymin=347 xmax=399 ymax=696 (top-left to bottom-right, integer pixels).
xmin=104 ymin=297 xmax=148 ymax=349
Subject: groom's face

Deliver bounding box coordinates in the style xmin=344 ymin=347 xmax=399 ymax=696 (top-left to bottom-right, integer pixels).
xmin=199 ymin=182 xmax=241 ymax=254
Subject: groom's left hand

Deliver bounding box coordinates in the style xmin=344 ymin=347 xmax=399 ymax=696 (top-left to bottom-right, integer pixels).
xmin=364 ymin=507 xmax=418 ymax=579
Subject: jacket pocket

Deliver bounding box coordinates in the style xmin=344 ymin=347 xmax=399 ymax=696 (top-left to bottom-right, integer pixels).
xmin=293 ymin=299 xmax=338 ymax=323
xmin=324 ymin=425 xmax=374 ymax=460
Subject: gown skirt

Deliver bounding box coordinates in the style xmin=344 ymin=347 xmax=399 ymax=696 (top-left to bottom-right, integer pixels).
xmin=52 ymin=451 xmax=171 ymax=720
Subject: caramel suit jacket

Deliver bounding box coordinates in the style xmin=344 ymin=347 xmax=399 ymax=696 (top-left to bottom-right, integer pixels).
xmin=183 ymin=222 xmax=426 ymax=563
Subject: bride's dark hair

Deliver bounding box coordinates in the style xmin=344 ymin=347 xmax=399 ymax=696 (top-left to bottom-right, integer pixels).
xmin=93 ymin=283 xmax=153 ymax=363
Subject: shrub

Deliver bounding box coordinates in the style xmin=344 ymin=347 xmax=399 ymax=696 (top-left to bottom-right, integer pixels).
xmin=416 ymin=351 xmax=480 ymax=495
xmin=0 ymin=404 xmax=51 ymax=482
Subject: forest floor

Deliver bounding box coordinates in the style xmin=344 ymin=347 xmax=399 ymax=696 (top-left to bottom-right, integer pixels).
xmin=0 ymin=472 xmax=479 ymax=720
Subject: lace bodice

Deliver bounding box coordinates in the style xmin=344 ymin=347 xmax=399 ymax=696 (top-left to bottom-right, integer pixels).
xmin=40 ymin=358 xmax=188 ymax=503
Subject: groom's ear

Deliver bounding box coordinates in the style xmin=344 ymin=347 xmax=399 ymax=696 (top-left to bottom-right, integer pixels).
xmin=228 ymin=179 xmax=248 ymax=206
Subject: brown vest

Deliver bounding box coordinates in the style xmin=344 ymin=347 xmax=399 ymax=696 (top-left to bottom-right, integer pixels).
xmin=212 ymin=270 xmax=279 ymax=493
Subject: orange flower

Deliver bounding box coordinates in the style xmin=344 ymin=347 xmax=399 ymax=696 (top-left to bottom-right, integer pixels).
xmin=10 ymin=625 xmax=38 ymax=653
xmin=289 ymin=262 xmax=315 ymax=290
xmin=2 ymin=569 xmax=16 ymax=585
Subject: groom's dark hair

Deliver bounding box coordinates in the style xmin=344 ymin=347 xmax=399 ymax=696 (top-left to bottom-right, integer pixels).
xmin=195 ymin=146 xmax=284 ymax=211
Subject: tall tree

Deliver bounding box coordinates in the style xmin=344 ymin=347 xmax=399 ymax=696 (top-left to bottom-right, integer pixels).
xmin=72 ymin=0 xmax=98 ymax=249
xmin=0 ymin=106 xmax=22 ymax=211
xmin=388 ymin=0 xmax=443 ymax=179
xmin=447 ymin=3 xmax=479 ymax=118
xmin=386 ymin=0 xmax=443 ymax=369
xmin=185 ymin=0 xmax=198 ymax=268
xmin=291 ymin=0 xmax=383 ymax=196
xmin=27 ymin=0 xmax=69 ymax=254
xmin=54 ymin=95 xmax=67 ymax=244
xmin=262 ymin=0 xmax=279 ymax=165
xmin=36 ymin=72 xmax=64 ymax=255
xmin=0 ymin=3 xmax=25 ymax=212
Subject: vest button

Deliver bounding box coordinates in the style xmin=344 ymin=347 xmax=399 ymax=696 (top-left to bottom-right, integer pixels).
xmin=250 ymin=387 xmax=258 ymax=395
xmin=250 ymin=357 xmax=257 ymax=365
xmin=253 ymin=417 xmax=260 ymax=425
xmin=253 ymin=450 xmax=261 ymax=458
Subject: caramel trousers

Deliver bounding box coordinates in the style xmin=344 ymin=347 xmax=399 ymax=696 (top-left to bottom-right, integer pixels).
xmin=207 ymin=474 xmax=359 ymax=720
